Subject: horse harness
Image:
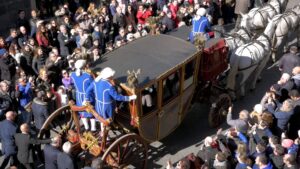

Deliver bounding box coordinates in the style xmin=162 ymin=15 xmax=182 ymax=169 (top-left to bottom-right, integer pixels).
xmin=237 ymin=33 xmax=271 ymax=71
xmin=275 ymin=10 xmax=300 ymax=38
xmin=225 ymin=27 xmax=252 ymax=47
xmin=254 ymin=4 xmax=278 ymax=27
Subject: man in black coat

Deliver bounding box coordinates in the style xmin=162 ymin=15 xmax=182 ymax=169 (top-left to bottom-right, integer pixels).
xmin=15 ymin=123 xmax=52 ymax=169
xmin=58 ymin=25 xmax=72 ymax=58
xmin=44 ymin=136 xmax=62 ymax=169
xmin=0 ymin=111 xmax=18 ymax=169
xmin=0 ymin=50 xmax=18 ymax=85
xmin=17 ymin=26 xmax=29 ymax=49
xmin=278 ymin=46 xmax=300 ymax=75
xmin=161 ymin=11 xmax=175 ymax=32
xmin=0 ymin=80 xmax=17 ymax=120
xmin=113 ymin=6 xmax=126 ymax=39
xmin=31 ymin=90 xmax=49 ymax=135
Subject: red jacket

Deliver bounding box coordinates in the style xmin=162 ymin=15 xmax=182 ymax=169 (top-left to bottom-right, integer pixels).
xmin=169 ymin=4 xmax=178 ymax=20
xmin=136 ymin=10 xmax=153 ymax=25
xmin=36 ymin=32 xmax=49 ymax=47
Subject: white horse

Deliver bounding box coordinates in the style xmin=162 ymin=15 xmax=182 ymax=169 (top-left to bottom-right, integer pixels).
xmin=271 ymin=5 xmax=300 ymax=61
xmin=224 ymin=27 xmax=253 ymax=52
xmin=226 ymin=18 xmax=277 ymax=99
xmin=240 ymin=0 xmax=288 ymax=33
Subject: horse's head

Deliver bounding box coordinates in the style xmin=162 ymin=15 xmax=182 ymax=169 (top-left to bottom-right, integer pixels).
xmin=127 ymin=69 xmax=141 ymax=88
xmin=240 ymin=12 xmax=253 ymax=29
xmin=263 ymin=17 xmax=277 ymax=38
xmin=240 ymin=8 xmax=261 ymax=30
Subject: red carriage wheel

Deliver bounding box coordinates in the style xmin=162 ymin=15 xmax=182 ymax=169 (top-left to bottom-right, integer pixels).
xmin=101 ymin=133 xmax=148 ymax=169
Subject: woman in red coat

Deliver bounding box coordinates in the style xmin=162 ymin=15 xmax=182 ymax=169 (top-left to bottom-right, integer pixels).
xmin=36 ymin=24 xmax=51 ymax=52
xmin=136 ymin=4 xmax=153 ymax=25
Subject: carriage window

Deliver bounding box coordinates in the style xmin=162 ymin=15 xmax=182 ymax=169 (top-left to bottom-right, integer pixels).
xmin=162 ymin=71 xmax=181 ymax=104
xmin=141 ymin=84 xmax=157 ymax=115
xmin=184 ymin=59 xmax=196 ymax=89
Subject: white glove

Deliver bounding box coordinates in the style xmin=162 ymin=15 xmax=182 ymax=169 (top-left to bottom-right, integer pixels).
xmin=82 ymin=100 xmax=89 ymax=106
xmin=129 ymin=95 xmax=137 ymax=101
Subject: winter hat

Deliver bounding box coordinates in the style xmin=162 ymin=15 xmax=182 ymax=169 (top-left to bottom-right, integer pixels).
xmin=282 ymin=139 xmax=294 ymax=148
xmin=75 ymin=59 xmax=86 ymax=76
xmin=196 ymin=8 xmax=206 ymax=17
xmin=0 ymin=49 xmax=7 ymax=56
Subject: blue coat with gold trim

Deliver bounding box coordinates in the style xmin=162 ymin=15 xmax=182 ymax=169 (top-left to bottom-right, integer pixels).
xmin=86 ymin=79 xmax=130 ymax=119
xmin=70 ymin=72 xmax=94 ymax=118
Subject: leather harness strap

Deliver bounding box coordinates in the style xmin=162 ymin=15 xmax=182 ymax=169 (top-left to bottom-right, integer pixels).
xmin=237 ymin=34 xmax=271 ymax=71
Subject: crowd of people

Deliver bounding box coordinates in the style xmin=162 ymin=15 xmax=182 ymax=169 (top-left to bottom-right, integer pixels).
xmin=0 ymin=0 xmax=269 ymax=168
xmin=167 ymin=46 xmax=300 ymax=169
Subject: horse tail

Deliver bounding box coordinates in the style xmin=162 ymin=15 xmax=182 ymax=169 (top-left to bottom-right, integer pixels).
xmin=226 ymin=51 xmax=240 ymax=91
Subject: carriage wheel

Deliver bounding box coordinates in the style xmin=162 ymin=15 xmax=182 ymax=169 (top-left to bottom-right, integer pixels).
xmin=208 ymin=94 xmax=231 ymax=128
xmin=38 ymin=105 xmax=74 ymax=139
xmin=101 ymin=133 xmax=148 ymax=169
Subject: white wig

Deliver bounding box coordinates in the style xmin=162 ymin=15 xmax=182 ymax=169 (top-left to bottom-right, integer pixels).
xmin=196 ymin=8 xmax=206 ymax=17
xmin=75 ymin=59 xmax=86 ymax=76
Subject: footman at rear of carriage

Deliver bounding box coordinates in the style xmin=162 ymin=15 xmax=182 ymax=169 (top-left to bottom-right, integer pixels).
xmin=70 ymin=59 xmax=96 ymax=132
xmin=189 ymin=7 xmax=211 ymax=43
xmin=86 ymin=67 xmax=137 ymax=133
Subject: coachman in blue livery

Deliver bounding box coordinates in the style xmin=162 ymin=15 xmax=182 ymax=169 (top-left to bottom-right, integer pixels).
xmin=86 ymin=67 xmax=137 ymax=134
xmin=70 ymin=59 xmax=96 ymax=132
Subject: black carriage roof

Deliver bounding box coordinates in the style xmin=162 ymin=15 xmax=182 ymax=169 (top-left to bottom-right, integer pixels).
xmin=91 ymin=34 xmax=197 ymax=87
xmin=167 ymin=25 xmax=223 ymax=48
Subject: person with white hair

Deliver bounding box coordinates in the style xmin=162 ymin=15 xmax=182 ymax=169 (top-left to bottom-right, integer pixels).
xmin=57 ymin=141 xmax=75 ymax=169
xmin=267 ymin=98 xmax=294 ymax=136
xmin=196 ymin=136 xmax=219 ymax=168
xmin=86 ymin=67 xmax=137 ymax=134
xmin=70 ymin=59 xmax=96 ymax=132
xmin=278 ymin=46 xmax=300 ymax=75
xmin=189 ymin=7 xmax=211 ymax=43
xmin=227 ymin=106 xmax=249 ymax=134
xmin=277 ymin=73 xmax=294 ymax=92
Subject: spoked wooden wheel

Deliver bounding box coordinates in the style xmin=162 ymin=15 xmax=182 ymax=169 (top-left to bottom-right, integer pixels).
xmin=101 ymin=133 xmax=148 ymax=169
xmin=208 ymin=94 xmax=231 ymax=128
xmin=38 ymin=105 xmax=75 ymax=139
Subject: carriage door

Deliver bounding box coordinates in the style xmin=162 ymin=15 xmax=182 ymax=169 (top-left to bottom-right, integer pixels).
xmin=158 ymin=70 xmax=181 ymax=140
